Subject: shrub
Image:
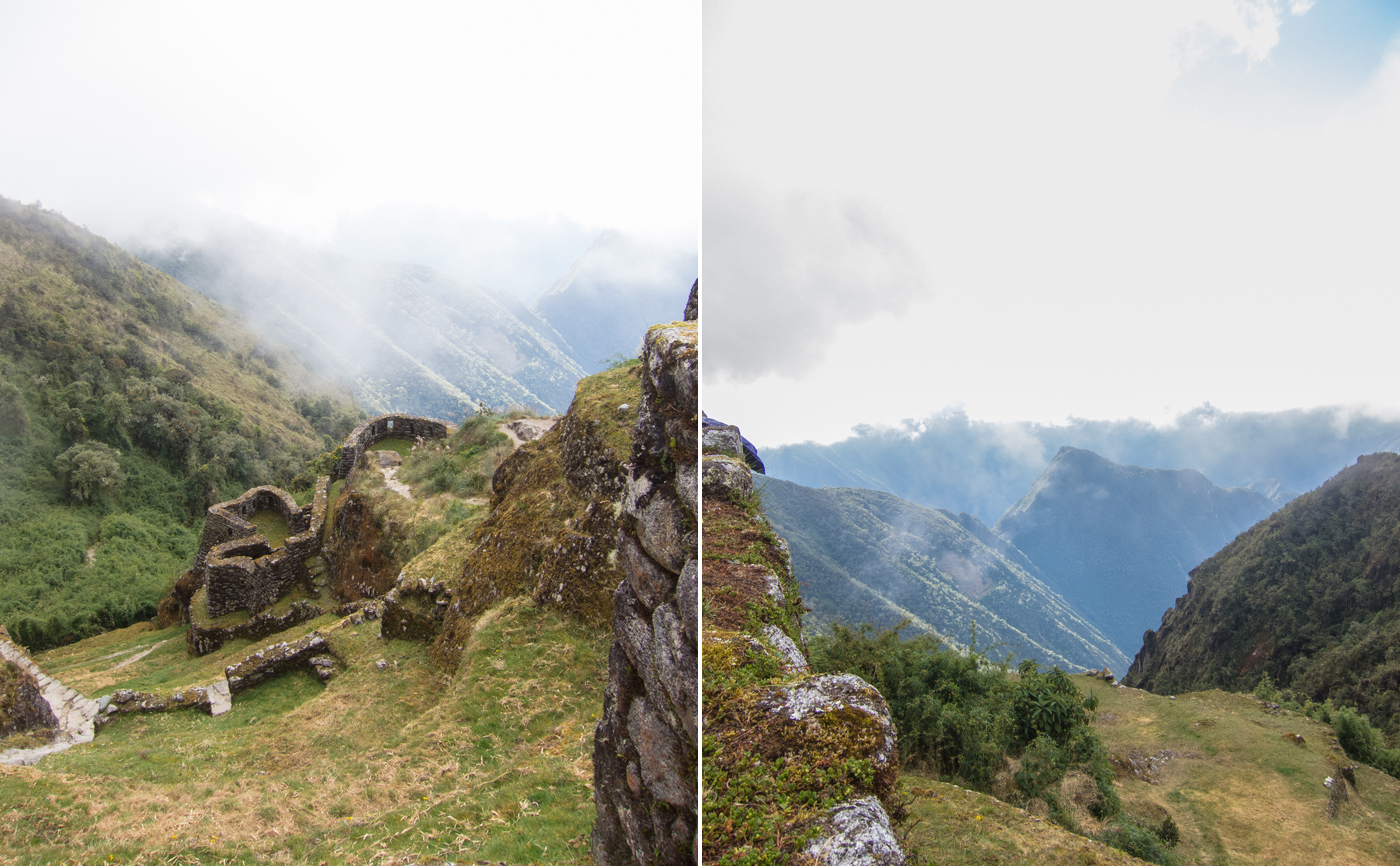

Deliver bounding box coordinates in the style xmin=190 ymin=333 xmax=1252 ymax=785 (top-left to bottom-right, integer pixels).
xmin=1098 ymin=814 xmax=1179 ymax=865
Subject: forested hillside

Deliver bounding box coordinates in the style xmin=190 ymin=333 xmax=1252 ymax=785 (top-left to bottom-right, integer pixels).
xmin=0 ymin=197 xmax=361 ymax=650
xmin=1125 ymin=453 xmax=1400 ymax=740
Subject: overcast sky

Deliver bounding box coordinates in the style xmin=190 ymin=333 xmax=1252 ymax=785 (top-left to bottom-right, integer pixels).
xmin=704 ymin=0 xmax=1400 ymax=448
xmin=0 ymin=2 xmax=697 ymax=273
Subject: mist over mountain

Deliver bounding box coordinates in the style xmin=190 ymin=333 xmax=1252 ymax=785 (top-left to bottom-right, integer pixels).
xmin=130 ymin=220 xmax=587 ymax=419
xmin=330 ymin=205 xmax=598 ymax=304
xmin=762 ymin=405 xmax=1400 ymax=525
xmin=757 ymin=475 xmax=1128 ymax=672
xmin=531 ymin=230 xmax=697 ymax=372
xmin=993 ymin=447 xmax=1275 ymax=667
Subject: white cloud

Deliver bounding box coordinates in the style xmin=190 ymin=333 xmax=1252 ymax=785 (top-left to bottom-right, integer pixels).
xmin=704 ymin=2 xmax=1400 ymax=446
xmin=0 ymin=1 xmax=698 ymax=245
xmin=703 ymin=173 xmax=929 ymax=381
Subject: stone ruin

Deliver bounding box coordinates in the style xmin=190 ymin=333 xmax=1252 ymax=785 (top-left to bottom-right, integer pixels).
xmin=333 ymin=413 xmax=454 ymax=481
xmin=195 ymin=480 xmax=330 ymax=618
xmin=181 ymin=412 xmax=454 ymax=655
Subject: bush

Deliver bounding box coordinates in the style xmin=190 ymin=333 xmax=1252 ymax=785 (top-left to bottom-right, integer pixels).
xmin=1333 ymin=707 xmax=1381 ymax=764
xmin=1098 ymin=814 xmax=1179 ymax=865
xmin=810 ymin=622 xmax=1120 ymax=827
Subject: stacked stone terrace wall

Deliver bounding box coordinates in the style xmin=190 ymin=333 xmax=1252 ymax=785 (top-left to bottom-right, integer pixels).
xmin=198 ymin=478 xmax=329 ymax=618
xmin=333 ymin=414 xmax=454 ymax=480
xmin=593 ymin=315 xmax=699 ymax=866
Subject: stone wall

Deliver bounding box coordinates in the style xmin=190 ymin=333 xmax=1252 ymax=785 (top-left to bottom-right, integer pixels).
xmin=195 ymin=478 xmax=329 ymax=619
xmin=593 ymin=317 xmax=699 ymax=866
xmin=0 ymin=625 xmax=100 ymax=766
xmin=333 ymin=414 xmax=454 ymax=481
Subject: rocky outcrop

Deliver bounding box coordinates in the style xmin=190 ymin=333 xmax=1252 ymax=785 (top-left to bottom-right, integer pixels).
xmin=803 ymin=797 xmax=906 ymax=866
xmin=683 ymin=279 xmax=698 ymax=322
xmin=325 ymin=486 xmax=401 ymax=602
xmin=593 ymin=314 xmax=699 ymax=866
xmin=701 ymin=422 xmax=906 ymax=865
xmin=430 ymin=362 xmax=643 ymax=668
xmin=0 ymin=659 xmax=57 ymax=740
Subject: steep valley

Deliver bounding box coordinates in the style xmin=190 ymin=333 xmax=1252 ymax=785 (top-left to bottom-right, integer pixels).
xmin=994 ymin=447 xmax=1276 ymax=668
xmin=756 ymin=475 xmax=1128 ymax=672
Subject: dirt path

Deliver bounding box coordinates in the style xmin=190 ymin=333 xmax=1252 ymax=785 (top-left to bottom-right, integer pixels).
xmin=372 ymin=451 xmax=413 ymax=501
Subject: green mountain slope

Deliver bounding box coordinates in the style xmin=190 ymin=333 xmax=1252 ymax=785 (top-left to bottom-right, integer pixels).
xmin=0 ymin=197 xmax=360 ymax=649
xmin=757 ymin=476 xmax=1127 ymax=672
xmin=994 ymin=447 xmax=1276 ymax=667
xmin=1124 ymin=453 xmax=1400 ymax=738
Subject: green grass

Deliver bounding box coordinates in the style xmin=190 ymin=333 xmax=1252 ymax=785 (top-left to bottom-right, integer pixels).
xmin=900 ymin=773 xmax=1147 ymax=866
xmin=1 ymin=596 xmax=608 ymax=865
xmin=248 ymin=509 xmax=292 ymax=549
xmin=370 ymin=437 xmax=418 ymax=458
xmin=896 ymin=680 xmax=1400 ymax=864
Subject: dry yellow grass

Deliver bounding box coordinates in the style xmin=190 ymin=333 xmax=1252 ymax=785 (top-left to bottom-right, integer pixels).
xmin=1079 ymin=680 xmax=1400 ymax=865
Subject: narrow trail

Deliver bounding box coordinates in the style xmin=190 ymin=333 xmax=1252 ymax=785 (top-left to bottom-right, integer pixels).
xmin=0 ymin=630 xmax=99 ymax=766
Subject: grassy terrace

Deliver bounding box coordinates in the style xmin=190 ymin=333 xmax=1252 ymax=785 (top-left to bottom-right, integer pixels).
xmin=249 ymin=509 xmax=293 ymax=549
xmin=0 ymin=597 xmax=607 ymax=865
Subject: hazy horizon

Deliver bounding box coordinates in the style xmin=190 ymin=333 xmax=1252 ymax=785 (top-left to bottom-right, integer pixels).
xmin=705 ymin=1 xmax=1400 ymax=449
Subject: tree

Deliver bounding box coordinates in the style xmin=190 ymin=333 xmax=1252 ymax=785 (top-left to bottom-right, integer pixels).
xmin=54 ymin=442 xmax=125 ymax=501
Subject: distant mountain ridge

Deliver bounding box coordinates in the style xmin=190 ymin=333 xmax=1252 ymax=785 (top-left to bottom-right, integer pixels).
xmin=531 ymin=230 xmax=697 ymax=372
xmin=991 ymin=447 xmax=1276 ymax=663
xmin=993 ymin=447 xmax=1275 ymax=667
xmin=758 ymin=476 xmax=1128 ymax=672
xmin=762 ymin=406 xmax=1400 ymax=524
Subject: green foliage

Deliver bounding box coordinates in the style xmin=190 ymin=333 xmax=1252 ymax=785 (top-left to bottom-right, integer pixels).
xmin=600 ymin=352 xmax=638 ymax=370
xmin=1096 ymin=813 xmax=1180 ymax=866
xmin=0 ymin=196 xmax=360 ymax=649
xmin=810 ymin=622 xmax=1119 ymax=827
xmin=1253 ymin=671 xmax=1279 ymax=702
xmin=1156 ymin=814 xmax=1181 ymax=848
xmin=397 ymin=413 xmax=511 ymax=498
